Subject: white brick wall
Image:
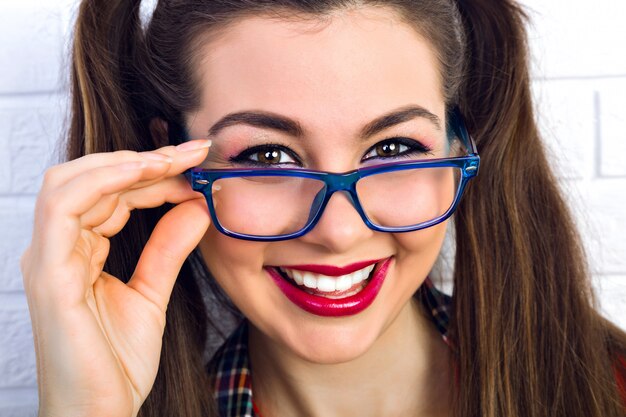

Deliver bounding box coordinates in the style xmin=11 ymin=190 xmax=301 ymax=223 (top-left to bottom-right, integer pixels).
xmin=0 ymin=1 xmax=624 ymax=415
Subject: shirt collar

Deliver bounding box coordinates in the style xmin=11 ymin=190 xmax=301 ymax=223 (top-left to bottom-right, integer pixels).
xmin=206 ymin=277 xmax=453 ymax=417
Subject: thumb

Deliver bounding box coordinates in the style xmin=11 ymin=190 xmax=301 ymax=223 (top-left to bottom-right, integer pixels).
xmin=127 ymin=197 xmax=210 ymax=312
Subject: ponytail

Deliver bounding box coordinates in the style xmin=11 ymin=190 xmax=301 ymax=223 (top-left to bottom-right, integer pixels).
xmin=68 ymin=2 xmax=221 ymax=416
xmin=69 ymin=1 xmax=146 ymax=156
xmin=450 ymin=1 xmax=626 ymax=416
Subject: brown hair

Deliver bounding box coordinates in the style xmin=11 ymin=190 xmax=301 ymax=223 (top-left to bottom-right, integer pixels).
xmin=67 ymin=0 xmax=626 ymax=416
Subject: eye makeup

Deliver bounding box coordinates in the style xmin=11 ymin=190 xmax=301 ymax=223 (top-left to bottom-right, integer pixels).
xmin=229 ymin=143 xmax=302 ymax=167
xmin=199 ymin=119 xmax=446 ymax=169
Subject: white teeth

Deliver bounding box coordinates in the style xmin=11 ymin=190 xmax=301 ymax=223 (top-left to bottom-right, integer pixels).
xmin=336 ymin=275 xmax=352 ymax=291
xmin=353 ymin=265 xmax=375 ymax=285
xmin=317 ymin=276 xmax=336 ymax=292
xmin=292 ymin=270 xmax=304 ymax=286
xmin=279 ymin=263 xmax=377 ymax=293
xmin=303 ymin=272 xmax=317 ymax=289
xmin=353 ymin=269 xmax=365 ymax=285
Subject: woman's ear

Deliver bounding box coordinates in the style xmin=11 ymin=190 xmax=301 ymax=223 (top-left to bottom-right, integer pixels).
xmin=149 ymin=117 xmax=169 ymax=146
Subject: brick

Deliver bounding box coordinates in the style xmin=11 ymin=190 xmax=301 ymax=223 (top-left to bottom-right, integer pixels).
xmin=7 ymin=109 xmax=64 ymax=194
xmin=521 ymin=0 xmax=626 ymax=78
xmin=567 ymin=178 xmax=626 ymax=275
xmin=0 ymin=123 xmax=10 ymax=194
xmin=597 ymin=78 xmax=626 ymax=177
xmin=0 ymin=95 xmax=66 ymax=194
xmin=0 ymin=298 xmax=37 ymax=388
xmin=587 ymin=179 xmax=626 ymax=274
xmin=0 ymin=1 xmax=64 ymax=94
xmin=0 ymin=197 xmax=36 ymax=291
xmin=0 ymin=388 xmax=38 ymax=417
xmin=593 ymin=275 xmax=626 ymax=331
xmin=0 ymin=406 xmax=38 ymax=417
xmin=531 ymin=80 xmax=595 ymax=180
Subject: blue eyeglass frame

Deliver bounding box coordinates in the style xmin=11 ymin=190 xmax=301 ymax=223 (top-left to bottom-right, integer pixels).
xmin=182 ymin=107 xmax=480 ymax=242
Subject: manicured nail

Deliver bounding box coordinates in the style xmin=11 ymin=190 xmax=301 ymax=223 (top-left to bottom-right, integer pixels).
xmin=142 ymin=152 xmax=173 ymax=163
xmin=175 ymin=139 xmax=212 ymax=152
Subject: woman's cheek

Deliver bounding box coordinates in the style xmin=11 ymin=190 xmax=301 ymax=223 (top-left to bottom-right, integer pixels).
xmin=393 ymin=221 xmax=449 ymax=268
xmin=198 ymin=226 xmax=269 ymax=287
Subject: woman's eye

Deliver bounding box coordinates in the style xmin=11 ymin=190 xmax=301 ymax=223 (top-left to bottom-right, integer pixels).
xmin=230 ymin=145 xmax=299 ymax=166
xmin=373 ymin=142 xmax=408 ymax=158
xmin=363 ymin=138 xmax=431 ymax=161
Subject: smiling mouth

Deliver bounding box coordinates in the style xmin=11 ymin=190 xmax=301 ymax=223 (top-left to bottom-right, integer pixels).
xmin=274 ymin=263 xmax=379 ymax=299
xmin=266 ymin=257 xmax=394 ymax=317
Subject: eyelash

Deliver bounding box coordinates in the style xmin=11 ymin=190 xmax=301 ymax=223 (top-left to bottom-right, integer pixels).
xmin=228 ymin=137 xmax=433 ymax=167
xmin=229 ymin=143 xmax=302 ymax=166
xmin=362 ymin=137 xmax=433 ymax=162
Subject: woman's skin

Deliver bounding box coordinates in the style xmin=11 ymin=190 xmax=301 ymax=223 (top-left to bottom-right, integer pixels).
xmin=21 ymin=140 xmax=213 ymax=417
xmin=188 ymin=8 xmax=452 ymax=417
xmin=21 ymin=5 xmax=452 ymax=417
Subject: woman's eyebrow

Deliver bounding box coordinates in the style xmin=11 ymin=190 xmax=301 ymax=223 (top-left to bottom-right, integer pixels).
xmin=207 ymin=105 xmax=442 ymax=138
xmin=208 ymin=111 xmax=304 ymax=137
xmin=360 ymin=106 xmax=442 ymax=138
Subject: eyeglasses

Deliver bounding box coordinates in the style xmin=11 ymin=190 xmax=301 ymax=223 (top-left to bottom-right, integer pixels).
xmin=183 ymin=107 xmax=479 ymax=242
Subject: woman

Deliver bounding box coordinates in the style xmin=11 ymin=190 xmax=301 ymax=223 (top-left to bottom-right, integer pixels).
xmin=20 ymin=0 xmax=626 ymax=416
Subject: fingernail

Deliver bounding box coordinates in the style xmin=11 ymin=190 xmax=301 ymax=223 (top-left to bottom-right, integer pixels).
xmin=175 ymin=139 xmax=212 ymax=152
xmin=143 ymin=152 xmax=173 ymax=163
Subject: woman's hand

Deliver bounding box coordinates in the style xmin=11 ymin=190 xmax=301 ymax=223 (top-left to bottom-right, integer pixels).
xmin=20 ymin=140 xmax=212 ymax=417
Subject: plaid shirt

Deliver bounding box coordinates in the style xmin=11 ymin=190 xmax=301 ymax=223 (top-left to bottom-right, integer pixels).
xmin=206 ymin=277 xmax=452 ymax=417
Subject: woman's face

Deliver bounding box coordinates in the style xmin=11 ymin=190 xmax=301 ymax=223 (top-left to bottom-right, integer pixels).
xmin=186 ymin=7 xmax=450 ymax=364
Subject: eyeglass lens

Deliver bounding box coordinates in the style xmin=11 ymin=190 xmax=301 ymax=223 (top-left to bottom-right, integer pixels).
xmin=210 ymin=166 xmax=461 ymax=237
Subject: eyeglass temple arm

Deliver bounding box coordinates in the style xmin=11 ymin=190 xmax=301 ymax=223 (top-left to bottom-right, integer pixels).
xmin=448 ymin=106 xmax=478 ymax=155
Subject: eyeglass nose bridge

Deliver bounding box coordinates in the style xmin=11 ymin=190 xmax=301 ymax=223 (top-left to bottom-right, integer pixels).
xmin=324 ymin=170 xmax=359 ymax=193
xmin=308 ymin=171 xmax=364 ymax=224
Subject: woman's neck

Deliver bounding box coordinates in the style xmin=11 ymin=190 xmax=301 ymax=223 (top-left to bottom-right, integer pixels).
xmin=248 ymin=298 xmax=452 ymax=417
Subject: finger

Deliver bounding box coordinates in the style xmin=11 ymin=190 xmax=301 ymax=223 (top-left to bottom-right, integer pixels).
xmin=123 ymin=175 xmax=198 ymax=210
xmin=33 ymin=160 xmax=164 ymax=265
xmin=88 ymin=234 xmax=110 ymax=287
xmin=124 ymin=142 xmax=213 ymax=190
xmin=77 ymin=146 xmax=211 ymax=231
xmin=20 ymin=246 xmax=32 ymax=285
xmin=86 ymin=176 xmax=204 ymax=237
xmin=80 ymin=175 xmax=192 ymax=229
xmin=127 ymin=198 xmax=210 ymax=312
xmin=42 ymin=140 xmax=211 ymax=189
xmin=92 ymin=176 xmax=218 ymax=239
xmin=62 ymin=161 xmax=183 ymax=233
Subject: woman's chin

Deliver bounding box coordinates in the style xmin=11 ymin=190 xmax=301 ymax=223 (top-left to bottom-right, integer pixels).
xmin=278 ymin=321 xmax=385 ymax=365
xmin=301 ymin=345 xmax=372 ymax=365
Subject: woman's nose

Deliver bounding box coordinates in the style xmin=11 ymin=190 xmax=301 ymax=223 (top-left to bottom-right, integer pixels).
xmin=298 ymin=190 xmax=374 ymax=253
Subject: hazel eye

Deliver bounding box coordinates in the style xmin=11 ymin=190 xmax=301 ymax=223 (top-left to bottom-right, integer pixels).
xmin=363 ymin=138 xmax=431 ymax=161
xmin=251 ymin=149 xmax=294 ymax=164
xmin=373 ymin=142 xmax=407 ymax=158
xmin=231 ymin=144 xmax=299 ymax=166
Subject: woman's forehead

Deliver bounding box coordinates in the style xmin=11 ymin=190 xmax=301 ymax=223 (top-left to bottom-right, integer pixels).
xmin=190 ymin=7 xmax=445 ymax=134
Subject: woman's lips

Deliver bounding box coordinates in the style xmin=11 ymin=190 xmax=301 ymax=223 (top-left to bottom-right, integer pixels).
xmin=277 ymin=259 xmax=383 ymax=276
xmin=265 ymin=256 xmax=394 ymax=317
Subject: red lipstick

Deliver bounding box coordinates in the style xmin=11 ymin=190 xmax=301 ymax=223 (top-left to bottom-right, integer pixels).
xmin=278 ymin=259 xmax=383 ymax=277
xmin=266 ymin=256 xmax=394 ymax=317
